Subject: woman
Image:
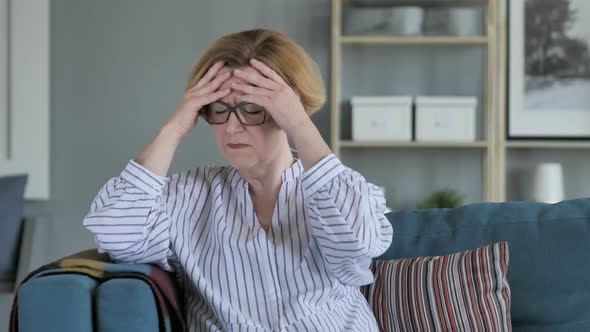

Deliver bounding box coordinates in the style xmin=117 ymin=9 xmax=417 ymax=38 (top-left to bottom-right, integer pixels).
xmin=84 ymin=29 xmax=393 ymax=331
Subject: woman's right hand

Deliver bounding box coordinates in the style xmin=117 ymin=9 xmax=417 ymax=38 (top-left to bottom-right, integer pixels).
xmin=166 ymin=60 xmax=232 ymax=139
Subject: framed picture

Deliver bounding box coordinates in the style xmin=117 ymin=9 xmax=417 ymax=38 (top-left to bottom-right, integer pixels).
xmin=509 ymin=0 xmax=590 ymax=139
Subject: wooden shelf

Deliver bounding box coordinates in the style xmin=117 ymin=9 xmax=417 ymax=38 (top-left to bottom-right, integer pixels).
xmin=331 ymin=0 xmax=500 ymax=202
xmin=340 ymin=35 xmax=489 ymax=45
xmin=339 ymin=140 xmax=489 ymax=148
xmin=506 ymin=141 xmax=590 ymax=149
xmin=344 ymin=0 xmax=488 ymax=7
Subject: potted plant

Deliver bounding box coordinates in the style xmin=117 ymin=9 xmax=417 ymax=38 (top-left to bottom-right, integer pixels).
xmin=417 ymin=189 xmax=464 ymax=209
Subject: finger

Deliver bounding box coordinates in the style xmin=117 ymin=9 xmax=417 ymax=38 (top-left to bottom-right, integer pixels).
xmin=236 ymin=94 xmax=271 ymax=109
xmin=250 ymin=58 xmax=288 ymax=86
xmin=190 ymin=68 xmax=228 ymax=96
xmin=193 ymin=88 xmax=231 ymax=110
xmin=191 ymin=70 xmax=232 ymax=97
xmin=231 ymin=83 xmax=273 ymax=96
xmin=191 ymin=61 xmax=225 ymax=91
xmin=194 ymin=61 xmax=225 ymax=90
xmin=233 ymin=68 xmax=280 ymax=91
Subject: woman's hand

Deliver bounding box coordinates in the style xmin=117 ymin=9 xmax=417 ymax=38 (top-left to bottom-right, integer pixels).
xmin=231 ymin=58 xmax=310 ymax=137
xmin=166 ymin=60 xmax=232 ymax=139
xmin=135 ymin=61 xmax=231 ymax=176
xmin=231 ymin=58 xmax=332 ymax=171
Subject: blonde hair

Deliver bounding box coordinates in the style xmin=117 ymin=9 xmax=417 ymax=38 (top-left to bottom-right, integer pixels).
xmin=185 ymin=29 xmax=326 ymax=116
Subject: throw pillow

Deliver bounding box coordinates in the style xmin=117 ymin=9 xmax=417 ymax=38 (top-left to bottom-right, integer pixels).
xmin=362 ymin=241 xmax=511 ymax=332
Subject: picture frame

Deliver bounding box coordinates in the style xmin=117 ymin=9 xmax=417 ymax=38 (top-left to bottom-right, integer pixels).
xmin=509 ymin=0 xmax=590 ymax=139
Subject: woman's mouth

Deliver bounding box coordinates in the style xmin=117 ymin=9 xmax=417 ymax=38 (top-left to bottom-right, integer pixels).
xmin=227 ymin=143 xmax=250 ymax=149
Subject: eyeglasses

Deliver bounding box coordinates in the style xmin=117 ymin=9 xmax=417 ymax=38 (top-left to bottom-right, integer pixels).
xmin=200 ymin=101 xmax=267 ymax=126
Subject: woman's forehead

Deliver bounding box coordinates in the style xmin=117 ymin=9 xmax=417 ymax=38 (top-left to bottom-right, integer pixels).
xmin=218 ymin=65 xmax=256 ymax=76
xmin=217 ymin=66 xmax=258 ymax=105
xmin=219 ymin=75 xmax=246 ymax=90
xmin=217 ymin=76 xmax=246 ymax=105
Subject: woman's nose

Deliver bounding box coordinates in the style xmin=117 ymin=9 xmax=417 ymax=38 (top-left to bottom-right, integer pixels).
xmin=224 ymin=111 xmax=244 ymax=133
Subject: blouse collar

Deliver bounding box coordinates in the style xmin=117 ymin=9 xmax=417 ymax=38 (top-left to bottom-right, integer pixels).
xmin=229 ymin=148 xmax=303 ymax=191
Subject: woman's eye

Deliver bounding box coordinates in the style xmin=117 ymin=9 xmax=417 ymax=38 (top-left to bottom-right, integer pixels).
xmin=242 ymin=106 xmax=265 ymax=114
xmin=214 ymin=109 xmax=228 ymax=114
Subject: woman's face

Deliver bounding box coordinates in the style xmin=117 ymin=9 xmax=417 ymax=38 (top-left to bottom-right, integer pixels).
xmin=209 ymin=66 xmax=286 ymax=171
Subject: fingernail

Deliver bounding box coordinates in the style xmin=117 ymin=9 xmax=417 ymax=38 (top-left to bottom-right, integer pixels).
xmin=234 ymin=69 xmax=241 ymax=74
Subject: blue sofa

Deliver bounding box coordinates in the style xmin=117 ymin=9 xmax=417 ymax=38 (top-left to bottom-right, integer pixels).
xmin=14 ymin=197 xmax=590 ymax=331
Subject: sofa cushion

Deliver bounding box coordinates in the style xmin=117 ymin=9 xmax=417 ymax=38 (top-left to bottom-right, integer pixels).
xmin=364 ymin=242 xmax=511 ymax=332
xmin=379 ymin=198 xmax=590 ymax=332
xmin=96 ymin=278 xmax=160 ymax=332
xmin=17 ymin=274 xmax=96 ymax=332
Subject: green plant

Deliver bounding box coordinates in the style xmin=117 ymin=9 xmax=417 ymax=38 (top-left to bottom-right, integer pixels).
xmin=417 ymin=189 xmax=464 ymax=209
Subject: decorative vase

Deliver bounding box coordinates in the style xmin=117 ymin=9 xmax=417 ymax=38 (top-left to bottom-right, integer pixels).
xmin=531 ymin=163 xmax=564 ymax=203
xmin=448 ymin=7 xmax=482 ymax=36
xmin=389 ymin=6 xmax=423 ymax=36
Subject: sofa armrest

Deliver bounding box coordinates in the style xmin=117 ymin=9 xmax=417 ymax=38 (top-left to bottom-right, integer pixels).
xmin=17 ymin=274 xmax=97 ymax=332
xmin=14 ymin=247 xmax=184 ymax=331
xmin=96 ymin=278 xmax=160 ymax=332
xmin=16 ymin=272 xmax=164 ymax=332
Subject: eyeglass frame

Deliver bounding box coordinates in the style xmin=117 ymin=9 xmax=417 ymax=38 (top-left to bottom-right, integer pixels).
xmin=200 ymin=100 xmax=268 ymax=126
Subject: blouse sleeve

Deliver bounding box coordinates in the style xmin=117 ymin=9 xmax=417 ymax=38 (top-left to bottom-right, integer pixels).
xmin=301 ymin=154 xmax=393 ymax=286
xmin=83 ymin=160 xmax=180 ymax=271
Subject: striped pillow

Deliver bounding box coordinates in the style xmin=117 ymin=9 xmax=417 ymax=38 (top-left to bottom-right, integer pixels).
xmin=362 ymin=242 xmax=511 ymax=332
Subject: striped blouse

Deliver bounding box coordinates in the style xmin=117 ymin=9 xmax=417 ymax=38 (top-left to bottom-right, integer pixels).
xmin=83 ymin=153 xmax=394 ymax=331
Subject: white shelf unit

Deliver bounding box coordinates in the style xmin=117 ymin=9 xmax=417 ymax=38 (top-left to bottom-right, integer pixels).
xmin=331 ymin=0 xmax=500 ymax=205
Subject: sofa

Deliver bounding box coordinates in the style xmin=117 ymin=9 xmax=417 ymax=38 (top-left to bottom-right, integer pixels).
xmin=13 ymin=197 xmax=590 ymax=331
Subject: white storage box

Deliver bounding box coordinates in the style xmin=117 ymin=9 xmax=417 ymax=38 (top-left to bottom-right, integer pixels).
xmin=415 ymin=96 xmax=477 ymax=141
xmin=351 ymin=96 xmax=413 ymax=141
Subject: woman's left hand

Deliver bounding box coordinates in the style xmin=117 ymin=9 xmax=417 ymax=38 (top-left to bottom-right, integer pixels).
xmin=231 ymin=58 xmax=311 ymax=136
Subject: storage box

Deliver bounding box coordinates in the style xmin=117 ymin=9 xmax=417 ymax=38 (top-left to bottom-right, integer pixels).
xmin=351 ymin=96 xmax=413 ymax=141
xmin=415 ymin=96 xmax=477 ymax=141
